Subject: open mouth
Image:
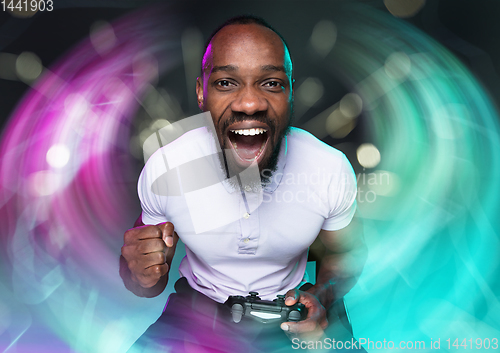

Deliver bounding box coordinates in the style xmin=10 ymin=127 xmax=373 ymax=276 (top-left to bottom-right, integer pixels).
xmin=225 ymin=122 xmax=270 ymax=167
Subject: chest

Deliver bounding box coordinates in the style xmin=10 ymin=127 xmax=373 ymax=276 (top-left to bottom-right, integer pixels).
xmin=165 ymin=181 xmax=329 ymax=264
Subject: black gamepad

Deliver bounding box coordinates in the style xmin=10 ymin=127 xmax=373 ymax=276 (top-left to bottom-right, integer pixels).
xmin=224 ymin=291 xmax=308 ymax=324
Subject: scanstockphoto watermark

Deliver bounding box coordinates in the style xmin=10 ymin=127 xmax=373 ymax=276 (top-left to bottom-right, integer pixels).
xmin=260 ymin=169 xmax=391 ymax=204
xmin=291 ymin=338 xmax=428 ymax=350
xmin=292 ymin=337 xmax=499 ymax=350
xmin=291 ymin=337 xmax=362 ymax=350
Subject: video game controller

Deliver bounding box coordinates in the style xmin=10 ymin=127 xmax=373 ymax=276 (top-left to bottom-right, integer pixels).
xmin=224 ymin=291 xmax=308 ymax=324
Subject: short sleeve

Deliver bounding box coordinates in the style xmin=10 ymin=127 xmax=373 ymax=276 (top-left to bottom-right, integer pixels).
xmin=137 ymin=157 xmax=169 ymax=226
xmin=322 ymin=154 xmax=357 ymax=231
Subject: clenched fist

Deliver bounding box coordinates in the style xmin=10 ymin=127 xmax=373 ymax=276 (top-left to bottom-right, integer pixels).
xmin=120 ymin=221 xmax=179 ymax=297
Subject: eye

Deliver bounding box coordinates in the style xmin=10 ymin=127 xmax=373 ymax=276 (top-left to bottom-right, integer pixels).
xmin=216 ymin=80 xmax=233 ymax=88
xmin=263 ymin=81 xmax=284 ymax=89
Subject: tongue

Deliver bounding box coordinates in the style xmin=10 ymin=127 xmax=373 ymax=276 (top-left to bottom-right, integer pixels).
xmin=233 ymin=135 xmax=264 ymax=160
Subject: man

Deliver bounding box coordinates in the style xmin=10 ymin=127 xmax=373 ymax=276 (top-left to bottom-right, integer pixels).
xmin=121 ymin=15 xmax=367 ymax=352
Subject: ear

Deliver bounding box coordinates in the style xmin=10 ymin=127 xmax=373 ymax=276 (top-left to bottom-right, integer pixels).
xmin=196 ymin=77 xmax=204 ymax=110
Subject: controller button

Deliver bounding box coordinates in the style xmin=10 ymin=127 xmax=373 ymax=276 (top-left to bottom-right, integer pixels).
xmin=275 ymin=295 xmax=285 ymax=304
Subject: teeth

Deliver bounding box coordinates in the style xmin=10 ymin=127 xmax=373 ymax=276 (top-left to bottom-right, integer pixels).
xmin=230 ymin=128 xmax=267 ymax=136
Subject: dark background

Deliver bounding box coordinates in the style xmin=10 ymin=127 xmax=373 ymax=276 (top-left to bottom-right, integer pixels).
xmin=1 ymin=0 xmax=500 ymax=137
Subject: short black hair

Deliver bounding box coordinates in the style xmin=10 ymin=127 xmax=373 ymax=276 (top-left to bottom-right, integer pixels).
xmin=204 ymin=15 xmax=289 ymax=52
xmin=201 ymin=15 xmax=293 ymax=77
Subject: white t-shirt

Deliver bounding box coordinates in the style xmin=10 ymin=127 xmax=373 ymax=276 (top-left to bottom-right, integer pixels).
xmin=138 ymin=126 xmax=357 ymax=303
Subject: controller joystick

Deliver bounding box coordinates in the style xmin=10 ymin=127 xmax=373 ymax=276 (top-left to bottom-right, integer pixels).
xmin=231 ymin=303 xmax=244 ymax=323
xmin=225 ymin=291 xmax=308 ymax=324
xmin=288 ymin=310 xmax=302 ymax=322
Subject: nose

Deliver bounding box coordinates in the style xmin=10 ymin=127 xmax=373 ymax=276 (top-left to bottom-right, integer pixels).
xmin=230 ymin=86 xmax=268 ymax=116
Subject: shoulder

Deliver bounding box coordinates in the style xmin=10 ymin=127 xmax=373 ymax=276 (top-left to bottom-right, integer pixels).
xmin=286 ymin=127 xmax=348 ymax=167
xmin=139 ymin=126 xmax=217 ymax=195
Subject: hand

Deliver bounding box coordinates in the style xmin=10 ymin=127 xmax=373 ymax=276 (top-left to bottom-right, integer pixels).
xmin=280 ymin=289 xmax=328 ymax=340
xmin=121 ymin=222 xmax=178 ymax=289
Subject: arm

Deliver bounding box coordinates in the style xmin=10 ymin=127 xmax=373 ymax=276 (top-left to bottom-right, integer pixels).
xmin=307 ymin=215 xmax=367 ymax=309
xmin=120 ymin=214 xmax=179 ymax=298
xmin=282 ymin=215 xmax=367 ymax=335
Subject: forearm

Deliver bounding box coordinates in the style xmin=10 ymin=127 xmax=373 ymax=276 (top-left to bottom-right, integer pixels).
xmin=119 ymin=255 xmax=168 ymax=297
xmin=307 ymin=246 xmax=367 ymax=309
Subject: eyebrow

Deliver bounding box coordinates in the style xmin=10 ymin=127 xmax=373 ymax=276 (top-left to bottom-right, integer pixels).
xmin=210 ymin=64 xmax=286 ymax=74
xmin=261 ymin=65 xmax=286 ymax=73
xmin=211 ymin=65 xmax=238 ymax=74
